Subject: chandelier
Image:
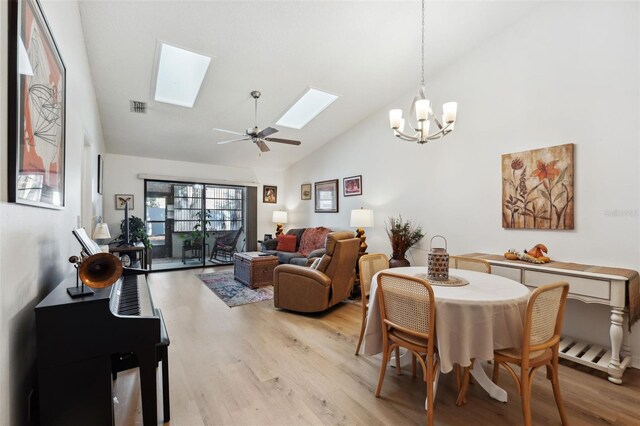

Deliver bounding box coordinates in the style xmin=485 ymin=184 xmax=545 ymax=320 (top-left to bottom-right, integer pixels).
xmin=389 ymin=0 xmax=457 ymax=144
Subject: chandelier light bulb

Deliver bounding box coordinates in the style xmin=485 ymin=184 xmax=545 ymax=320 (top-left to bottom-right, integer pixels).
xmin=389 ymin=109 xmax=403 ymax=129
xmin=443 ymin=102 xmax=458 ymax=123
xmin=415 ymin=99 xmax=430 ymax=121
xmin=423 ymin=119 xmax=431 ymax=136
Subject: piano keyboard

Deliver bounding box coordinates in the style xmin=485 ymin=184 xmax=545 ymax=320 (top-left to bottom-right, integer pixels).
xmin=111 ymin=274 xmax=155 ymax=317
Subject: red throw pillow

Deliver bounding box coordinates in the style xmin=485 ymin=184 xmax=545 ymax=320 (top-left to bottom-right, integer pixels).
xmin=276 ymin=234 xmax=297 ymax=252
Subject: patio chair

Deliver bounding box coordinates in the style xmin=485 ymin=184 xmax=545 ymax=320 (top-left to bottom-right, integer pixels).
xmin=209 ymin=227 xmax=244 ymax=262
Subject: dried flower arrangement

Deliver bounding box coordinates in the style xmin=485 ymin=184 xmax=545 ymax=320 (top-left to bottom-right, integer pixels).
xmin=386 ymin=215 xmax=425 ymax=266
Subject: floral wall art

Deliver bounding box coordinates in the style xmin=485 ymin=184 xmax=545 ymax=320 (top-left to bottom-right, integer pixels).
xmin=502 ymin=143 xmax=574 ymax=230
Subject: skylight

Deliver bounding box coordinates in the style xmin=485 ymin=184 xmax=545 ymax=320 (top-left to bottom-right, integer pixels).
xmin=276 ymin=88 xmax=339 ymax=129
xmin=153 ymin=43 xmax=211 ymax=108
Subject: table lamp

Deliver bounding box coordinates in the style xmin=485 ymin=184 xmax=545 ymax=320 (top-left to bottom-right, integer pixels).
xmin=93 ymin=219 xmax=111 ymax=252
xmin=272 ymin=210 xmax=288 ymax=236
xmin=350 ymin=208 xmax=374 ymax=255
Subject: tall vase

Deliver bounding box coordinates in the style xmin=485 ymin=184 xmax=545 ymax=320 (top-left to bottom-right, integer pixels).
xmin=389 ymin=254 xmax=410 ymax=268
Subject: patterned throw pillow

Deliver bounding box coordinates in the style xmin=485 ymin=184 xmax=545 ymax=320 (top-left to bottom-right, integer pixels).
xmin=276 ymin=234 xmax=297 ymax=252
xmin=298 ymin=227 xmax=331 ymax=257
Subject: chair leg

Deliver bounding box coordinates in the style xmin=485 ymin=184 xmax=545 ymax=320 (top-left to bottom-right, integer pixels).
xmin=492 ymin=360 xmax=500 ymax=383
xmin=395 ymin=347 xmax=401 ymax=375
xmin=549 ymin=361 xmax=568 ymax=425
xmin=412 ymin=353 xmax=417 ymax=378
xmin=426 ymin=355 xmax=435 ymax=426
xmin=521 ymin=369 xmax=532 ymax=426
xmin=375 ymin=345 xmax=392 ymax=397
xmin=456 ymin=366 xmax=470 ymax=406
xmin=354 ymin=306 xmax=367 ymax=356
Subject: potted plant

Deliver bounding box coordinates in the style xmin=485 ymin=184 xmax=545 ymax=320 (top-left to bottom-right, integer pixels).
xmin=182 ymin=210 xmax=212 ymax=248
xmin=120 ymin=215 xmax=151 ymax=248
xmin=386 ymin=215 xmax=425 ymax=267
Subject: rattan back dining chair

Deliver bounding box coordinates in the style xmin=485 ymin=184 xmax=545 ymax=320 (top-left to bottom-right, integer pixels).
xmin=492 ymin=281 xmax=570 ymax=426
xmin=449 ymin=256 xmax=492 ymax=274
xmin=355 ymin=253 xmax=389 ymax=355
xmin=375 ymin=272 xmax=439 ymax=426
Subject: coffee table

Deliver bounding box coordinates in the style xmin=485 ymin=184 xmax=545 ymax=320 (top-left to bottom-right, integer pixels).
xmin=233 ymin=252 xmax=279 ymax=289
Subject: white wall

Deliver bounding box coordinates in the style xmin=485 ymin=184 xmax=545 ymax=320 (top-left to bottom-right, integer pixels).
xmin=0 ymin=0 xmax=107 ymax=423
xmin=284 ymin=2 xmax=640 ymax=363
xmin=103 ymin=153 xmax=284 ymax=246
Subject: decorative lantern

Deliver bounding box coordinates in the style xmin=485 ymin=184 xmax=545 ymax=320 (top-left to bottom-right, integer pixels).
xmin=427 ymin=235 xmax=449 ymax=281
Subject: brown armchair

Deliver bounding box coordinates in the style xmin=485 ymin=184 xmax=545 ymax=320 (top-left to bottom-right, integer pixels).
xmin=273 ymin=231 xmax=361 ymax=313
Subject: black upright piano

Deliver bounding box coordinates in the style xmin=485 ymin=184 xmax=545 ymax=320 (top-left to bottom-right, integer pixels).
xmin=35 ymin=269 xmax=169 ymax=425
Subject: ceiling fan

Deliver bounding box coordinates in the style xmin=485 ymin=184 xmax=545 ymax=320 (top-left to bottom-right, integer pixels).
xmin=213 ymin=90 xmax=301 ymax=153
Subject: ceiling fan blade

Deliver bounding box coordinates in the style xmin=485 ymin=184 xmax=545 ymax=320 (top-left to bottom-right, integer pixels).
xmin=217 ymin=137 xmax=250 ymax=145
xmin=212 ymin=128 xmax=245 ymax=136
xmin=256 ymin=139 xmax=271 ymax=153
xmin=264 ymin=137 xmax=301 ymax=146
xmin=257 ymin=126 xmax=278 ymax=138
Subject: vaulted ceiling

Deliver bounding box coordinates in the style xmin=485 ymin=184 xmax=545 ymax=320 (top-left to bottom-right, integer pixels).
xmin=79 ymin=1 xmax=538 ymax=170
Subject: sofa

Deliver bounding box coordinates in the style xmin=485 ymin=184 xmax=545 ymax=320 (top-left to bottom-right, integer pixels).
xmin=262 ymin=227 xmax=332 ymax=265
xmin=273 ymin=231 xmax=361 ymax=313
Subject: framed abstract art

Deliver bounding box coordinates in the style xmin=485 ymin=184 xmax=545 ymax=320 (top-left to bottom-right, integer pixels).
xmin=8 ymin=0 xmax=66 ymax=209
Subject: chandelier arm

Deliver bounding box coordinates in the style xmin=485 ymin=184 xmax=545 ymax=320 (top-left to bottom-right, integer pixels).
xmin=395 ymin=134 xmax=419 ymax=142
xmin=394 ymin=128 xmax=421 ymax=140
xmin=425 ymin=122 xmax=454 ymax=140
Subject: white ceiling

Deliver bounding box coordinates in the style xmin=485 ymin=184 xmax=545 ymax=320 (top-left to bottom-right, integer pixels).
xmin=78 ymin=1 xmax=539 ymax=170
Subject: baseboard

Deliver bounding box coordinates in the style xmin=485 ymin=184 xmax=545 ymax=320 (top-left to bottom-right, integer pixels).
xmin=631 ymin=354 xmax=640 ymax=369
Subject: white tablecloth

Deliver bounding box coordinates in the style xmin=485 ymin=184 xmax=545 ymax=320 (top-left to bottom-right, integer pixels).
xmin=363 ymin=267 xmax=530 ymax=373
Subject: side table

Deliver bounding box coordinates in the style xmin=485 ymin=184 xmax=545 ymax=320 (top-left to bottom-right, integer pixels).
xmin=109 ymin=243 xmax=147 ymax=268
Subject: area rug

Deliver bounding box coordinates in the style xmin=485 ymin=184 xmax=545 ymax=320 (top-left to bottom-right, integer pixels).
xmin=197 ymin=271 xmax=273 ymax=307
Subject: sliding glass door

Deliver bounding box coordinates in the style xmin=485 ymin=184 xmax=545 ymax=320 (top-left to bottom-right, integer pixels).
xmin=145 ymin=179 xmax=253 ymax=271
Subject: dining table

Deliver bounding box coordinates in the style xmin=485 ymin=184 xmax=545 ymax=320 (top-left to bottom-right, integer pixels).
xmin=363 ymin=267 xmax=531 ymax=404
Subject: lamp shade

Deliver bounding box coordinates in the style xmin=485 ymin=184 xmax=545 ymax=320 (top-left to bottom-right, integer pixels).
xmin=350 ymin=209 xmax=374 ymax=228
xmin=93 ymin=222 xmax=111 ymax=240
xmin=272 ymin=210 xmax=288 ymax=224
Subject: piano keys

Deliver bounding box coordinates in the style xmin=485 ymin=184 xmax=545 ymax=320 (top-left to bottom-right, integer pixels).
xmin=35 ymin=269 xmax=169 ymax=425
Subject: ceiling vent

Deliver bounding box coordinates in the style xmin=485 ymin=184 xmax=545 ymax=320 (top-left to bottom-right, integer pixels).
xmin=129 ymin=100 xmax=147 ymax=113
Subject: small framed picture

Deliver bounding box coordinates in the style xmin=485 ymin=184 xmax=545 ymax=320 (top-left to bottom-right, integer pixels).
xmin=343 ymin=175 xmax=362 ymax=197
xmin=263 ymin=185 xmax=277 ymax=203
xmin=115 ymin=194 xmax=134 ymax=210
xmin=263 ymin=233 xmax=273 ymax=241
xmin=315 ymin=179 xmax=339 ymax=213
xmin=301 ymin=183 xmax=312 ymax=200
xmin=97 ymin=155 xmax=104 ymax=195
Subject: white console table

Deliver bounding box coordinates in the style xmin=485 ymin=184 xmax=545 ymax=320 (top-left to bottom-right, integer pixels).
xmin=462 ymin=253 xmax=638 ymax=384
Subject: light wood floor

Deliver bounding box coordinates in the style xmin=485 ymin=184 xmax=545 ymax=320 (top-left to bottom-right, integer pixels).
xmin=114 ymin=267 xmax=640 ymax=425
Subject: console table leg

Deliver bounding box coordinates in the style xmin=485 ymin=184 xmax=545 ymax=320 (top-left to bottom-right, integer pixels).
xmin=621 ymin=308 xmax=631 ymax=357
xmin=608 ymin=306 xmax=624 ymax=384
